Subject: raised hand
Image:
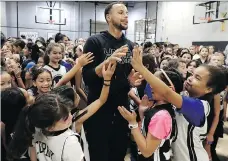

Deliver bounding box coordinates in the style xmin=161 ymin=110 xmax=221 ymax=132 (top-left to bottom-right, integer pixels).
xmin=65 ymin=58 xmax=75 ymax=65
xmin=107 ymin=45 xmax=129 ymax=63
xmin=118 ymin=106 xmax=137 ymax=124
xmin=140 ymin=95 xmax=150 ymax=108
xmin=102 ymin=61 xmax=117 ymax=81
xmin=77 ymin=52 xmax=94 ymax=67
xmin=128 ymin=69 xmax=144 ymax=87
xmin=131 ymin=46 xmax=144 ymax=72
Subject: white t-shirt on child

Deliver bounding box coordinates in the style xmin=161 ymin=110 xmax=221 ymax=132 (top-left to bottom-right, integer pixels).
xmin=33 ymin=129 xmax=84 ymax=161
xmin=43 ymin=65 xmax=67 ymax=86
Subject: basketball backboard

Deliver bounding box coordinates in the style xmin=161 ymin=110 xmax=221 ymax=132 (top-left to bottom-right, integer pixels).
xmin=193 ymin=1 xmax=228 ymax=24
xmin=35 ymin=2 xmax=66 ymax=25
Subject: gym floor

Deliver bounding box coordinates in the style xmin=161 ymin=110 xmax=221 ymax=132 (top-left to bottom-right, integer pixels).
xmin=217 ymin=121 xmax=228 ymax=161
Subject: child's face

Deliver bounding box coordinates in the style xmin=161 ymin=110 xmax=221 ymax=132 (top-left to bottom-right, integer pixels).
xmin=37 ymin=57 xmax=44 ymax=67
xmin=5 ymin=58 xmax=20 ymax=73
xmin=34 ymin=71 xmax=52 ymax=94
xmin=199 ymin=48 xmax=209 ymax=58
xmin=209 ymin=46 xmax=214 ymax=54
xmin=13 ymin=45 xmax=21 ymax=54
xmin=49 ymin=47 xmax=62 ymax=64
xmin=189 ymin=46 xmax=196 ymax=55
xmin=178 ymin=62 xmax=187 ymax=78
xmin=1 ymin=46 xmax=13 ymax=58
xmin=0 ymin=72 xmax=12 ymax=91
xmin=76 ymin=47 xmax=83 ymax=57
xmin=23 ymin=46 xmax=30 ymax=57
xmin=217 ymin=55 xmax=225 ymax=66
xmin=210 ymin=55 xmax=224 ymax=66
xmin=160 ymin=60 xmax=168 ymax=69
xmin=187 ymin=61 xmax=197 ymax=74
xmin=63 ymin=37 xmax=68 ymax=45
xmin=34 ymin=71 xmax=52 ymax=93
xmin=210 ymin=56 xmax=220 ymax=66
xmin=166 ymin=47 xmax=173 ymax=55
xmin=182 ymin=53 xmax=192 ymax=63
xmin=5 ymin=42 xmax=13 ymax=52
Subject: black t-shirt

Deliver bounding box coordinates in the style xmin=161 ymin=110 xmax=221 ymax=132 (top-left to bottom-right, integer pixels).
xmin=82 ymin=31 xmax=134 ymax=123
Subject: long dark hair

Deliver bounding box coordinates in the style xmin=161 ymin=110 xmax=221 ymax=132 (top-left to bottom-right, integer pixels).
xmin=161 ymin=68 xmax=184 ymax=94
xmin=30 ymin=65 xmax=52 ymax=81
xmin=7 ymin=93 xmax=73 ymax=159
xmin=198 ymin=65 xmax=227 ymax=102
xmin=52 ymin=85 xmax=76 ymax=103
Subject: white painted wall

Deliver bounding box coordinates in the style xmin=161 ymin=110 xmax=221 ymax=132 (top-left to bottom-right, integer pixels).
xmin=127 ymin=2 xmax=146 ymax=41
xmin=0 ymin=2 xmax=7 ymax=35
xmin=155 ymin=2 xmax=228 ymax=47
xmin=1 ymin=1 xmax=146 ymax=42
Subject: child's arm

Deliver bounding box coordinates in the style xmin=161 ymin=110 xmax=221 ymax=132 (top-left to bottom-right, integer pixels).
xmin=118 ymin=106 xmax=171 ymax=157
xmin=75 ymin=61 xmax=116 ymax=128
xmin=55 ymin=53 xmax=93 ymax=87
xmin=29 ymin=146 xmax=37 ymax=161
xmin=131 ymin=46 xmax=205 ymax=127
xmin=75 ymin=68 xmax=87 ymax=103
xmin=128 ymin=88 xmax=141 ymax=106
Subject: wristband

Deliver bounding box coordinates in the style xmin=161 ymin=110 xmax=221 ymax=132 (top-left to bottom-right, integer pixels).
xmin=103 ymin=83 xmax=110 ymax=86
xmin=128 ymin=123 xmax=138 ymax=129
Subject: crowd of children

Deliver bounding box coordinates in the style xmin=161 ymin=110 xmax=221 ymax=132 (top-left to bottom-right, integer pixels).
xmin=1 ymin=3 xmax=228 ymax=161
xmin=1 ymin=31 xmax=227 ymax=161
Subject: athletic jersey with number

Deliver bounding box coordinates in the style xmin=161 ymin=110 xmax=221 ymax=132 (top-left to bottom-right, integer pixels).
xmin=43 ymin=64 xmax=67 ymax=87
xmin=33 ymin=129 xmax=84 ymax=161
xmin=172 ymin=97 xmax=210 ymax=161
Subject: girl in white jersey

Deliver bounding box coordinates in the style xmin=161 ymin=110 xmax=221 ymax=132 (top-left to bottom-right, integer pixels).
xmin=7 ymin=61 xmax=116 ymax=161
xmin=124 ymin=46 xmax=227 ymax=161
xmin=43 ymin=43 xmax=67 ymax=86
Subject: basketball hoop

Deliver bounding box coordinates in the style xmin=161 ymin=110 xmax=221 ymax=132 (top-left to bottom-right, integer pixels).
xmin=48 ymin=20 xmax=55 ymax=24
xmin=199 ymin=17 xmax=212 ymax=22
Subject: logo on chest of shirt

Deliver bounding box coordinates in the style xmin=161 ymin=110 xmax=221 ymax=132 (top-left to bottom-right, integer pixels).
xmin=36 ymin=141 xmax=54 ymax=159
xmin=53 ymin=75 xmax=62 ymax=86
xmin=103 ymin=48 xmax=132 ymax=64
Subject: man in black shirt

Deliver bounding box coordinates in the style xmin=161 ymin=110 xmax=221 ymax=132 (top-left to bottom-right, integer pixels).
xmin=82 ymin=2 xmax=141 ymax=161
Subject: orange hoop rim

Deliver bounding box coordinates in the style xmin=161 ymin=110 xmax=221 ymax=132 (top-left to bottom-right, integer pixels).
xmin=48 ymin=20 xmax=55 ymax=24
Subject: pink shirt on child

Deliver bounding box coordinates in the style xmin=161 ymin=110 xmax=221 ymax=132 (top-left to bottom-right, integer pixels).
xmin=148 ymin=110 xmax=172 ymax=139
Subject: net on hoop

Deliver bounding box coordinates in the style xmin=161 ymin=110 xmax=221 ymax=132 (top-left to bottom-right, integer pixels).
xmin=48 ymin=20 xmax=55 ymax=25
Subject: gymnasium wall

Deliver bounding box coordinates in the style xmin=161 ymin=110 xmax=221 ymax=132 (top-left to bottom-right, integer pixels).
xmin=155 ymin=2 xmax=228 ymax=47
xmin=1 ymin=1 xmax=147 ymax=41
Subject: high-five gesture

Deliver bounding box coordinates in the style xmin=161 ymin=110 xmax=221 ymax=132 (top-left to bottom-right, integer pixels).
xmin=77 ymin=52 xmax=94 ymax=67
xmin=131 ymin=46 xmax=143 ymax=72
xmin=108 ymin=45 xmax=128 ymax=63
xmin=102 ymin=61 xmax=117 ymax=80
xmin=128 ymin=69 xmax=143 ymax=87
xmin=95 ymin=45 xmax=128 ymax=77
